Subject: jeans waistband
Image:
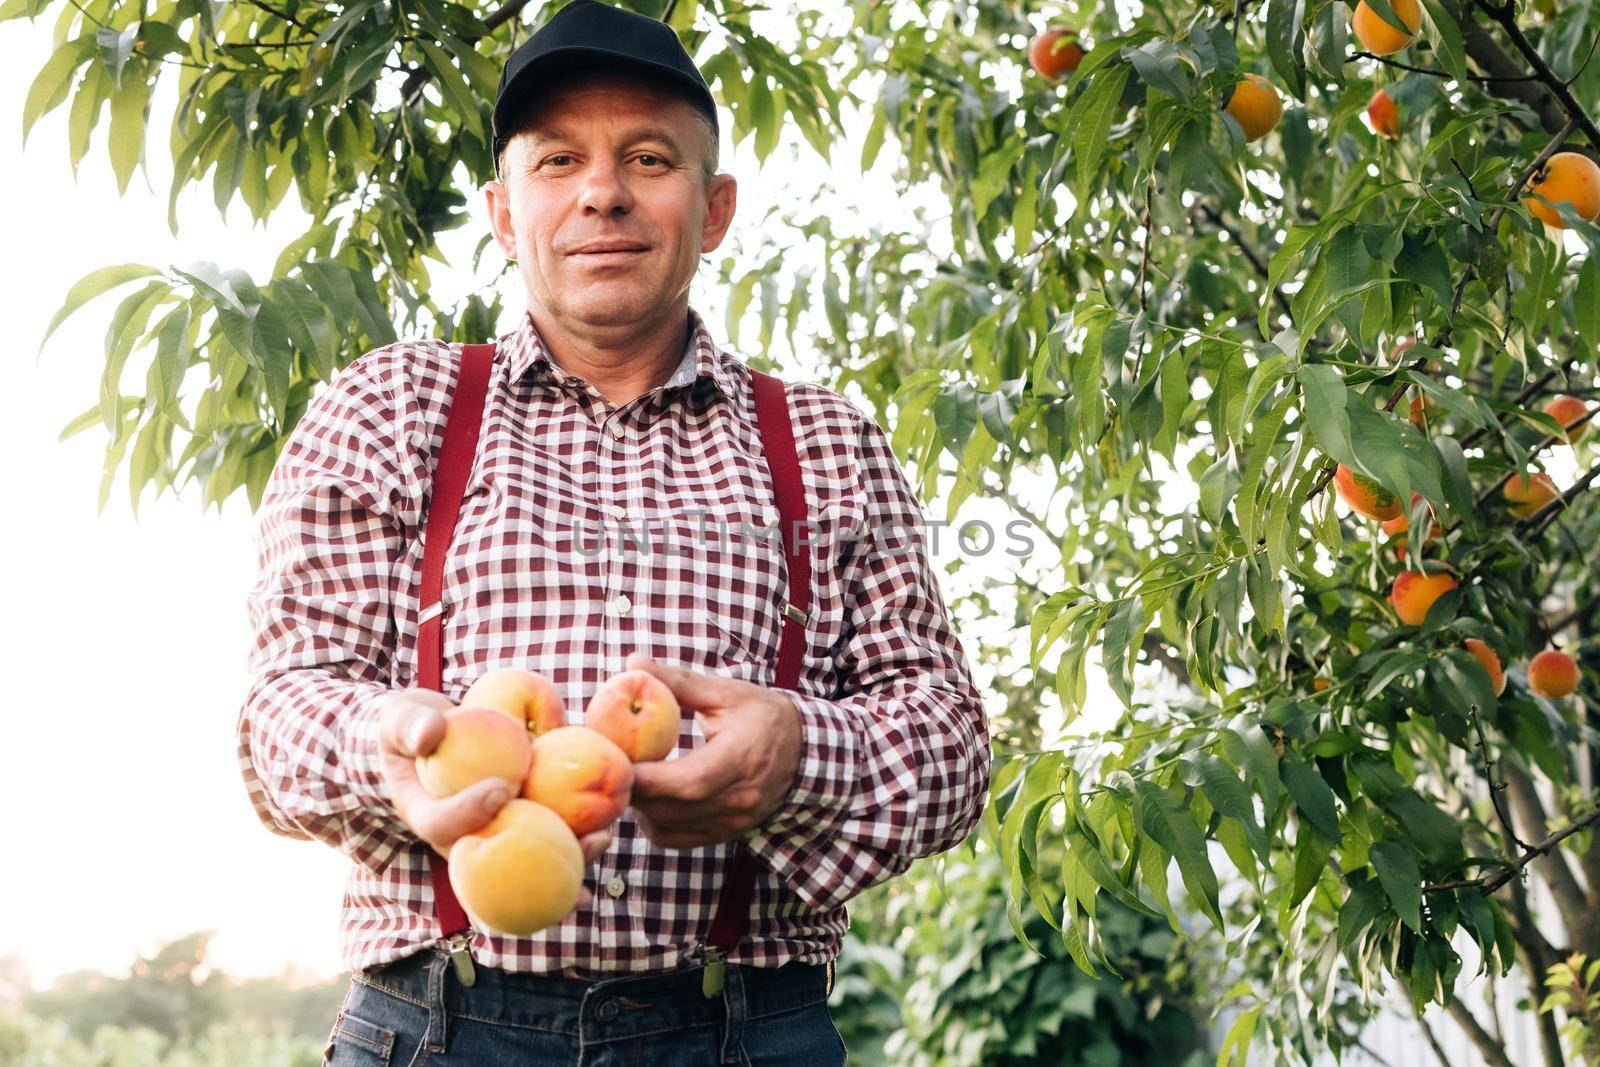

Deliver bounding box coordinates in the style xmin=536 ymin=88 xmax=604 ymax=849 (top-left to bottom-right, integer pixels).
xmin=354 ymin=947 xmax=831 ymax=1039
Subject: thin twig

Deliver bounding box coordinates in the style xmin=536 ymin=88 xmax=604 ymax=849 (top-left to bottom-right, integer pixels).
xmin=1470 ymin=704 xmax=1530 ymax=853
xmin=1477 ymin=0 xmax=1600 ymax=152
xmin=1526 ymin=461 xmax=1600 ymax=537
xmin=1424 ymin=803 xmax=1600 ymax=893
xmin=1351 ymin=49 xmax=1539 ymax=82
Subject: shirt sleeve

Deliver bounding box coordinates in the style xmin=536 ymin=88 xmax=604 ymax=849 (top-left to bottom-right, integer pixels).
xmin=235 ymin=349 xmax=422 ymax=876
xmin=741 ymin=411 xmax=992 ymax=911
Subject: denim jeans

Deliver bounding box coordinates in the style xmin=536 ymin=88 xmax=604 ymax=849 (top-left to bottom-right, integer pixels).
xmin=321 ymin=946 xmax=847 ymax=1066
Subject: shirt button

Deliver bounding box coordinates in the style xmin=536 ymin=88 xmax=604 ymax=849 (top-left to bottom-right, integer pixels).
xmin=605 ymin=875 xmax=626 ymax=897
xmin=610 ymin=594 xmax=632 ymax=616
xmin=610 ymin=422 xmax=626 ymax=439
xmin=609 ymin=504 xmax=627 ymax=520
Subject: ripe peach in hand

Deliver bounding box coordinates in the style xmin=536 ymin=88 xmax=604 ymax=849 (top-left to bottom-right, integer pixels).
xmin=1351 ymin=0 xmax=1420 ymax=55
xmin=463 ymin=668 xmax=567 ymax=737
xmin=1028 ymin=28 xmax=1084 ymax=80
xmin=1525 ymin=152 xmax=1600 ymax=229
xmin=1503 ymin=472 xmax=1559 ymax=519
xmin=1367 ymin=89 xmax=1400 ymax=139
xmin=1389 ymin=567 xmax=1458 ymax=626
xmin=1224 ymin=74 xmax=1283 ymax=143
xmin=1528 ymin=649 xmax=1580 ymax=699
xmin=1334 ymin=464 xmax=1404 ymax=521
xmin=1542 ymin=394 xmax=1591 ymax=444
xmin=415 ymin=706 xmax=533 ymax=798
xmin=585 ymin=669 xmax=682 ymax=762
xmin=522 ymin=726 xmax=635 ymax=836
xmin=1464 ymin=638 xmax=1507 ymax=697
xmin=448 ymin=799 xmax=585 ymax=936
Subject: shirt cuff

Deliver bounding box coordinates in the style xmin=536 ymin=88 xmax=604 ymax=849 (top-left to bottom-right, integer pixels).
xmin=753 ymin=689 xmax=860 ymax=838
xmin=337 ymin=684 xmax=402 ymax=817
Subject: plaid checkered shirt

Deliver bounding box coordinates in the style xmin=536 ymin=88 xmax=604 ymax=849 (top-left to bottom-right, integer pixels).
xmin=236 ymin=304 xmax=992 ymax=977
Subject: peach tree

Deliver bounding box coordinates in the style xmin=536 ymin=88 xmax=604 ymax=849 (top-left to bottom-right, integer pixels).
xmin=16 ymin=0 xmax=1600 ymax=1061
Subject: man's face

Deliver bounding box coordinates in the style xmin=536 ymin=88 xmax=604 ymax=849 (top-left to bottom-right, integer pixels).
xmin=485 ymin=73 xmax=736 ymax=336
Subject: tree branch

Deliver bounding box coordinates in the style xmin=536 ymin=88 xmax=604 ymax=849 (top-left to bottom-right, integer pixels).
xmin=1445 ymin=998 xmax=1519 ymax=1067
xmin=1475 ymin=0 xmax=1600 ymax=153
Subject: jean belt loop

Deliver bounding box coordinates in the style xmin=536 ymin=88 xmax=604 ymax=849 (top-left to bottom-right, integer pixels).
xmin=423 ymin=945 xmax=450 ymax=1054
xmin=719 ymin=962 xmax=748 ymax=1064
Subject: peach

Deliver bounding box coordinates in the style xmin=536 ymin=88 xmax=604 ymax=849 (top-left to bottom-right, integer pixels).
xmin=1313 ymin=677 xmax=1331 ymax=692
xmin=1382 ymin=493 xmax=1441 ymax=555
xmin=1367 ymin=89 xmax=1400 ymax=139
xmin=1028 ymin=28 xmax=1084 ymax=80
xmin=415 ymin=706 xmax=532 ymax=798
xmin=1542 ymin=394 xmax=1591 ymax=444
xmin=1224 ymin=73 xmax=1283 ymax=143
xmin=1464 ymin=638 xmax=1507 ymax=697
xmin=1525 ymin=152 xmax=1600 ymax=229
xmin=1503 ymin=472 xmax=1559 ymax=519
xmin=1334 ymin=464 xmax=1404 ymax=521
xmin=1389 ymin=568 xmax=1458 ymax=626
xmin=585 ymin=669 xmax=682 ymax=762
xmin=1351 ymin=0 xmax=1420 ymax=55
xmin=1528 ymin=649 xmax=1580 ymax=699
xmin=522 ymin=726 xmax=636 ymax=836
xmin=447 ymin=799 xmax=585 ymax=937
xmin=1408 ymin=390 xmax=1439 ymax=428
xmin=463 ymin=668 xmax=567 ymax=737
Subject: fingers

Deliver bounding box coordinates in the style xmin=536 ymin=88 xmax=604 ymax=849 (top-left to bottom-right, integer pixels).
xmin=630 ymin=733 xmax=743 ymax=801
xmin=404 ymin=776 xmax=515 ymax=857
xmin=378 ymin=689 xmax=453 ymax=758
xmin=625 ymin=653 xmax=745 ymax=711
xmin=579 ymin=828 xmax=614 ymax=863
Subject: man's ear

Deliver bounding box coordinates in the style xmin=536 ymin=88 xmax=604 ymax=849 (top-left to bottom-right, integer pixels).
xmin=699 ymin=173 xmax=737 ymax=256
xmin=484 ymin=178 xmax=517 ymax=260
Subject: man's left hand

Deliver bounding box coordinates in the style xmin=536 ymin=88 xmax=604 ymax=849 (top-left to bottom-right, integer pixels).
xmin=624 ymin=651 xmax=801 ymax=849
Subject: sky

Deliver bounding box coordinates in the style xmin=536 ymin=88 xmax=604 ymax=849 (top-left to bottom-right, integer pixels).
xmin=0 ymin=8 xmax=1076 ymax=987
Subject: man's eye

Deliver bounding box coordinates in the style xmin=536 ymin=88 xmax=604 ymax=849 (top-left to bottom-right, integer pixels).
xmin=637 ymin=155 xmax=667 ymax=167
xmin=544 ymin=155 xmax=574 ymax=167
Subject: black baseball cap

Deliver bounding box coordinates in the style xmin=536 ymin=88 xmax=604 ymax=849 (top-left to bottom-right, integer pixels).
xmin=492 ymin=0 xmax=719 ymax=161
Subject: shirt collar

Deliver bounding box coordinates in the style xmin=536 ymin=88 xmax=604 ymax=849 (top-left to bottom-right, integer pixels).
xmin=498 ymin=305 xmax=739 ymax=402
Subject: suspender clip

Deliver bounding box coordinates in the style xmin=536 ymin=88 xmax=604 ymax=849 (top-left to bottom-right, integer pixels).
xmin=418 ymin=599 xmax=447 ymax=626
xmin=701 ymin=945 xmax=727 ymax=998
xmin=781 ymin=602 xmax=808 ymax=625
xmin=443 ymin=929 xmax=477 ymax=987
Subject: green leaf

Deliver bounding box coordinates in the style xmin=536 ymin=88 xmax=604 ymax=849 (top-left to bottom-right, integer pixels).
xmin=1265 ymin=0 xmax=1307 ymax=99
xmin=1071 ymin=65 xmax=1132 ymax=201
xmin=107 ymin=72 xmax=152 ymax=194
xmin=23 ymin=36 xmax=92 ymax=143
xmin=150 ymin=303 xmax=192 ymax=420
xmin=1370 ymin=840 xmax=1423 ymax=932
xmin=1126 ymin=39 xmax=1194 ymax=100
xmin=1576 ymin=256 xmax=1600 ymax=349
xmin=1216 ymin=1006 xmax=1260 ymax=1067
xmin=1283 ymin=756 xmax=1340 ymax=840
xmin=1135 ymin=780 xmax=1223 ymax=929
xmin=39 ymin=262 xmax=160 ymax=353
xmin=418 ymin=40 xmax=484 ymax=139
xmin=1298 ymin=364 xmax=1353 ymax=464
xmin=1183 ymin=754 xmax=1268 ymax=859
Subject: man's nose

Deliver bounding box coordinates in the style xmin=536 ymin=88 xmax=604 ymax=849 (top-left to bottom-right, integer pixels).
xmin=577 ymin=158 xmax=635 ymax=215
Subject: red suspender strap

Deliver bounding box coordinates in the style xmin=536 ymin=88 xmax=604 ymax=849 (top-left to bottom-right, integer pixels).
xmin=704 ymin=370 xmax=812 ymax=958
xmin=418 ymin=341 xmax=498 ymax=940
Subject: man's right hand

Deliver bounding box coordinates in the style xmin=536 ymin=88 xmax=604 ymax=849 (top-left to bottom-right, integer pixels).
xmin=377 ymin=689 xmax=612 ymax=910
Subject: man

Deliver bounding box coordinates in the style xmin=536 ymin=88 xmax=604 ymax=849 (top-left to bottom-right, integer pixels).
xmin=235 ymin=1 xmax=991 ymax=1062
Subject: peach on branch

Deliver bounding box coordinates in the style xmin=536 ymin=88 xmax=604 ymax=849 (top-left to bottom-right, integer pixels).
xmin=585 ymin=669 xmax=682 ymax=762
xmin=1503 ymin=472 xmax=1559 ymax=519
xmin=1028 ymin=28 xmax=1084 ymax=80
xmin=1542 ymin=394 xmax=1591 ymax=444
xmin=1224 ymin=74 xmax=1283 ymax=143
xmin=1464 ymin=638 xmax=1507 ymax=697
xmin=1528 ymin=649 xmax=1580 ymax=699
xmin=1334 ymin=464 xmax=1404 ymax=521
xmin=462 ymin=668 xmax=568 ymax=737
xmin=1525 ymin=152 xmax=1600 ymax=229
xmin=1389 ymin=567 xmax=1458 ymax=626
xmin=447 ymin=799 xmax=585 ymax=937
xmin=521 ymin=726 xmax=635 ymax=836
xmin=415 ymin=706 xmax=533 ymax=799
xmin=1367 ymin=89 xmax=1400 ymax=139
xmin=1351 ymin=0 xmax=1421 ymax=55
